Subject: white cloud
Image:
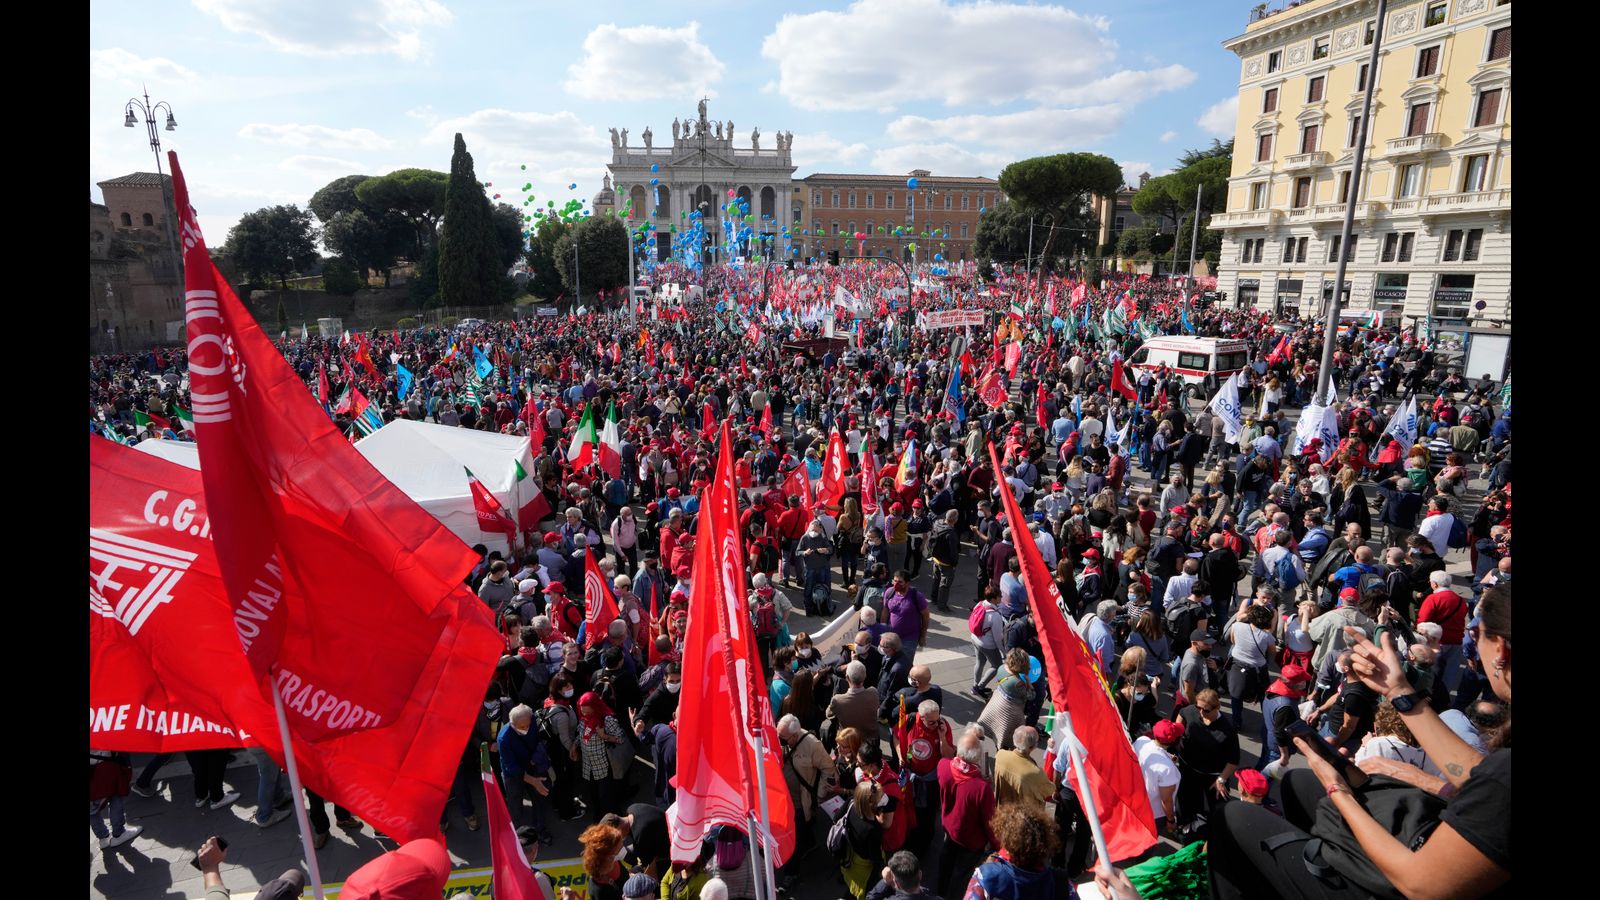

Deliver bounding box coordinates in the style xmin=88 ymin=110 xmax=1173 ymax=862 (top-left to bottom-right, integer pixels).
xmin=278 ymin=154 xmax=368 ymax=173
xmin=790 ymin=132 xmax=871 ymax=171
xmin=426 ymin=109 xmax=611 ymax=215
xmin=90 ymin=48 xmax=198 ymax=87
xmin=192 ymin=0 xmax=453 ymax=61
xmin=1119 ymin=162 xmax=1152 ymax=189
xmin=1037 ymin=64 xmax=1197 ymax=106
xmin=870 ymin=143 xmax=1010 ymax=178
xmin=563 ymin=23 xmax=724 ymax=102
xmin=239 ymin=123 xmax=393 ymax=151
xmin=886 ymin=105 xmax=1125 ymax=152
xmin=762 ymin=0 xmax=1120 ymax=111
xmin=1197 ymin=96 xmax=1240 ymax=139
xmin=1160 ymin=130 xmax=1179 ymax=143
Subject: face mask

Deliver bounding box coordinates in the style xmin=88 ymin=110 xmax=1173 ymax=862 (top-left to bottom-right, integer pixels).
xmin=1198 ymin=647 xmax=1210 ymax=657
xmin=665 ymin=681 xmax=681 ymax=693
xmin=1128 ymin=593 xmax=1138 ymax=603
xmin=1133 ymin=692 xmax=1148 ymax=703
xmin=798 ymin=648 xmax=814 ymax=659
xmin=856 ymin=643 xmax=871 ymax=656
xmin=484 ymin=700 xmax=499 ymax=711
xmin=1337 ymin=664 xmax=1349 ymax=675
xmin=560 ymin=688 xmax=575 ymax=699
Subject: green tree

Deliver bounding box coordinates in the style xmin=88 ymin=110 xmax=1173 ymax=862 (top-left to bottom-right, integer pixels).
xmin=275 ymin=298 xmax=288 ymax=334
xmin=973 ymin=201 xmax=1031 ymax=267
xmin=355 ymin=168 xmax=448 ymax=259
xmin=554 ymin=215 xmax=627 ymax=304
xmin=322 ymin=257 xmax=364 ymax=295
xmin=1131 ymin=174 xmax=1183 ymax=232
xmin=438 ymin=134 xmax=504 ymax=307
xmin=1127 ymin=140 xmax=1234 ymax=274
xmin=222 ymin=204 xmax=319 ymax=289
xmin=491 ymin=202 xmax=528 ymax=270
xmin=1115 ymin=224 xmax=1174 ymax=258
xmin=996 ymin=153 xmax=1123 ymax=276
xmin=526 ymin=216 xmax=571 ymax=301
xmin=409 ymin=243 xmax=440 ymax=309
xmin=308 ymin=174 xmax=372 ymax=223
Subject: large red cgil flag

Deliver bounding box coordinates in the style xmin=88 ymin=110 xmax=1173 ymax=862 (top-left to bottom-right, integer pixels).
xmin=583 ymin=549 xmax=621 ymax=649
xmin=90 ymin=437 xmax=502 ymax=842
xmin=670 ymin=421 xmax=796 ymax=864
xmin=817 ymin=428 xmax=848 ymax=511
xmin=1110 ymin=354 xmax=1138 ymax=402
xmin=985 ymin=441 xmax=1158 ymax=863
xmin=167 ymin=152 xmax=503 ymax=841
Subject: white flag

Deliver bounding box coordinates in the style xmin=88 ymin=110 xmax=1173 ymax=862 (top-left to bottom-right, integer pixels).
xmin=1293 ymin=402 xmax=1324 ymax=457
xmin=1383 ymin=395 xmax=1418 ymax=450
xmin=1207 ymin=371 xmax=1245 ymax=444
xmin=1316 ymin=405 xmax=1341 ymax=463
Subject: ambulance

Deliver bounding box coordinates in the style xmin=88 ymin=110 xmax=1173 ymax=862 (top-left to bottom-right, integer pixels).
xmin=1127 ymin=336 xmax=1252 ymax=402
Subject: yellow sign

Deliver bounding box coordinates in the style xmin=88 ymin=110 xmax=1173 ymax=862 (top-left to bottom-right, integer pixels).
xmin=235 ymin=857 xmax=590 ymax=899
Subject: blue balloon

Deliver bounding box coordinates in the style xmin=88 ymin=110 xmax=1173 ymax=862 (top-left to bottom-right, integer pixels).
xmin=906 ymin=177 xmax=919 ymax=189
xmin=650 ymin=178 xmax=659 ymax=186
xmin=934 ymin=253 xmax=942 ymax=261
xmin=650 ymin=163 xmax=659 ymax=173
xmin=979 ymin=206 xmax=986 ymax=213
xmin=1028 ymin=656 xmax=1042 ymax=683
xmin=568 ymin=183 xmax=577 ymax=190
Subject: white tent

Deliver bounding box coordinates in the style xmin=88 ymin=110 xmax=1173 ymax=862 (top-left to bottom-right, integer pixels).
xmin=133 ymin=421 xmax=542 ymax=556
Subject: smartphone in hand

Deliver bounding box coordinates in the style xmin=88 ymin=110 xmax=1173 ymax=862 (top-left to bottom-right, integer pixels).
xmin=1286 ymin=721 xmax=1367 ymax=787
xmin=190 ymin=836 xmax=229 ymax=870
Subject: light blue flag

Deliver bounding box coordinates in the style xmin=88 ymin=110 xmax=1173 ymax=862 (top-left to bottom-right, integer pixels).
xmin=396 ymin=364 xmax=414 ymax=401
xmin=943 ymin=364 xmax=965 ymax=424
xmin=1180 ymin=305 xmax=1197 ymax=334
xmin=473 ymin=346 xmax=494 ymax=381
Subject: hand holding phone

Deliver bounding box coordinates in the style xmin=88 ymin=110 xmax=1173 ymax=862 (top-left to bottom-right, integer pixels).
xmin=191 ymin=836 xmax=228 ymax=870
xmin=1287 ymin=722 xmax=1367 ymax=787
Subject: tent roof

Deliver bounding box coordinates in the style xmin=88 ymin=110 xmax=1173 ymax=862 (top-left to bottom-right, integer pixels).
xmin=353 ymin=420 xmax=532 ymax=499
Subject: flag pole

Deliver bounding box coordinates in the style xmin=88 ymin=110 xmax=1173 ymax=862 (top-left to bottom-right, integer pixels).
xmin=1058 ymin=709 xmax=1119 ymax=900
xmin=749 ymin=728 xmax=782 ymax=900
xmin=272 ymin=683 xmax=328 ymax=900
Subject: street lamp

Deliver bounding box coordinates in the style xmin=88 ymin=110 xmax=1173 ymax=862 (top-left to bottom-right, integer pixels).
xmin=123 ymin=87 xmax=184 ymax=293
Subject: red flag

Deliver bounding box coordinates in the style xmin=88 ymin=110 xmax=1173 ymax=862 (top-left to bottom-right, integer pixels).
xmin=354 ymin=335 xmax=380 ymax=380
xmin=1267 ymin=334 xmax=1291 ymax=365
xmin=758 ymin=403 xmax=774 ymax=439
xmin=583 ymin=549 xmax=620 ymax=649
xmin=482 ymin=759 xmax=541 ymax=900
xmin=986 ymin=441 xmax=1158 ymax=862
xmin=1035 ymin=384 xmax=1049 ymax=429
xmin=1004 ymin=341 xmax=1022 ymax=379
xmin=818 ymin=429 xmax=848 ymax=510
xmin=959 ymin=348 xmax=976 ymax=377
xmin=979 ymin=367 xmax=1006 ymax=406
xmin=783 ymin=463 xmax=813 ymax=515
xmin=671 ymin=422 xmax=796 ymax=864
xmin=702 ymin=401 xmax=716 ymax=440
xmin=860 ymin=450 xmax=880 ymax=516
xmin=173 ymin=150 xmax=475 ymax=721
xmin=740 ymin=355 xmax=751 ymax=379
xmin=316 ymin=361 xmax=331 ymax=406
xmin=91 ymin=435 xmax=502 ymax=842
xmin=466 ymin=467 xmax=517 ymax=541
xmin=1110 ymin=355 xmax=1137 ymax=402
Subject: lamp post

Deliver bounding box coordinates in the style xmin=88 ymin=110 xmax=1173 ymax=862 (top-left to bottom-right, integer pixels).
xmin=123 ymin=86 xmax=183 ymax=291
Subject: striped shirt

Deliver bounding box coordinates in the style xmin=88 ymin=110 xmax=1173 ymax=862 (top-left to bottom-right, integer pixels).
xmin=578 ymin=716 xmax=624 ymax=780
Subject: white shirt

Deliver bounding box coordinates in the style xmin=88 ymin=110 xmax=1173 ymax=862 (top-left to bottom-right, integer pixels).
xmin=1417 ymin=512 xmax=1456 ymax=559
xmin=1354 ymin=735 xmax=1438 ymax=777
xmin=1033 ymin=528 xmax=1057 ymax=569
xmin=1227 ymin=622 xmax=1275 ymax=667
xmin=1284 ymin=611 xmax=1315 ymax=653
xmin=1164 ymin=573 xmax=1197 ymax=607
xmin=1134 ymin=736 xmax=1181 ymax=819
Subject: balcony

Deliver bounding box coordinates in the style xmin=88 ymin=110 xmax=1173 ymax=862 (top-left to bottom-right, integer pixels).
xmin=1209 ymin=209 xmax=1275 ymax=229
xmin=1385 ymin=134 xmax=1445 ymax=157
xmin=1310 ymin=200 xmax=1386 ymax=222
xmin=1283 ymin=150 xmax=1331 ymax=171
xmin=1421 ymin=189 xmax=1511 ymax=215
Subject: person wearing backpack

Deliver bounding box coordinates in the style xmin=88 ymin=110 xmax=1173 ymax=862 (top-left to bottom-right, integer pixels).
xmin=1416 ymin=494 xmax=1461 ymax=558
xmin=776 ymin=713 xmax=842 ymax=889
xmin=498 ymin=704 xmax=555 ymax=842
xmin=968 ymin=586 xmax=1005 ymax=697
xmin=751 ymin=584 xmax=784 ymax=669
xmin=1417 ymin=570 xmax=1470 ymax=697
xmin=1259 ymin=530 xmax=1304 ymax=601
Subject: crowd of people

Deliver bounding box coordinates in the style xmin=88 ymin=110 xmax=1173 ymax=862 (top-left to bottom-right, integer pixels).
xmin=91 ymin=263 xmax=1511 ymax=899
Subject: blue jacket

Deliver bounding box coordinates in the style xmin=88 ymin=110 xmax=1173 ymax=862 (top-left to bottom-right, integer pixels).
xmin=497 ymin=723 xmax=551 ymax=782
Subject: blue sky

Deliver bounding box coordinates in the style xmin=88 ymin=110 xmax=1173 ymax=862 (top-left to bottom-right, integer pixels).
xmin=90 ymin=0 xmax=1247 ymax=247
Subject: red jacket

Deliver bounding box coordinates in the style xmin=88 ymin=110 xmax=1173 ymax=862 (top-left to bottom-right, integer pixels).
xmin=937 ymin=758 xmax=998 ymax=852
xmin=1418 ymin=589 xmax=1468 ymax=644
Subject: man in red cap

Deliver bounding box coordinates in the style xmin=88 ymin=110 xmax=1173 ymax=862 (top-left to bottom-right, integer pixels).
xmin=1258 ymin=662 xmax=1313 ymax=778
xmin=1132 ymin=719 xmax=1184 ymax=834
xmin=546 ymin=582 xmax=583 ymax=641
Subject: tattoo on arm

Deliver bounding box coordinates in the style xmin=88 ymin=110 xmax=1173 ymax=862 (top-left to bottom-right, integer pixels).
xmin=1446 ymin=763 xmax=1464 ymax=777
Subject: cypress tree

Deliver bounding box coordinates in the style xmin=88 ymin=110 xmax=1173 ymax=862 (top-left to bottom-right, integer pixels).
xmin=439 ymin=133 xmax=503 ymax=306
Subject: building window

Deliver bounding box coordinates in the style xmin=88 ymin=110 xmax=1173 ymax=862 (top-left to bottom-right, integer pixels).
xmin=1462 ymin=228 xmax=1484 ymax=261
xmin=943 ymin=193 xmax=951 ymax=210
xmin=120 ymin=212 xmax=132 ymax=226
xmin=1329 ymin=234 xmax=1356 ymax=262
xmin=1263 ymin=88 xmax=1279 ymax=113
xmin=1250 ymin=182 xmax=1268 ymax=210
xmin=832 ymin=220 xmax=840 ymax=235
xmin=907 ymin=194 xmax=915 ymax=214
xmin=1462 ymin=154 xmax=1489 ymax=192
xmin=865 ymin=220 xmax=874 ymax=236
xmin=1474 ymin=89 xmax=1503 ymax=127
xmin=1364 ymin=20 xmax=1376 ymax=45
xmin=1356 ymin=63 xmax=1370 ymax=92
xmin=1268 ymin=51 xmax=1282 ymax=73
xmin=1382 ymin=232 xmax=1399 ymax=262
xmin=1433 ymin=273 xmax=1475 ymax=317
xmin=961 ymin=222 xmax=969 ymax=238
xmin=1425 ymin=3 xmax=1447 ymax=27
xmin=1398 ymin=233 xmax=1414 ymax=262
xmin=831 ymin=191 xmax=839 ymax=207
xmin=848 ymin=221 xmax=856 ymax=236
xmin=1375 ymin=273 xmax=1409 ymax=311
xmin=1488 ymin=26 xmax=1510 ymax=61
xmin=1338 ymin=171 xmax=1352 ymax=203
xmin=1307 ymin=76 xmax=1325 ymax=103
xmin=1293 ymin=177 xmax=1312 ymax=208
xmin=141 ymin=213 xmax=154 ymax=226
xmin=1314 ymin=37 xmax=1330 ymax=60
xmin=1406 ymin=102 xmax=1432 ymax=136
xmin=1257 ymin=133 xmax=1273 ymax=162
xmin=1416 ymin=45 xmax=1441 ymax=78
xmin=1348 ymin=114 xmax=1364 ymax=147
xmin=1240 ymin=239 xmax=1252 ymax=262
xmin=1442 ymin=229 xmax=1465 ymax=261
xmin=1282 ymin=238 xmax=1295 ymax=261
xmin=886 ymin=193 xmax=894 ymax=208
xmin=865 ymin=192 xmax=874 ymax=208
xmin=813 ymin=191 xmax=822 ymax=206
xmin=1295 ymin=237 xmax=1308 ymax=262
xmin=1256 ymin=241 xmax=1265 ymax=263
xmin=848 ymin=192 xmax=856 ymax=208
xmin=1398 ymin=163 xmax=1422 ymax=198
xmin=960 ymin=194 xmax=969 ymax=210
xmin=1301 ymin=124 xmax=1321 ymax=153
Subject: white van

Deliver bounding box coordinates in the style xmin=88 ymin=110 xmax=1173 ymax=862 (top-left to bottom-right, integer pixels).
xmin=1127 ymin=336 xmax=1251 ymax=401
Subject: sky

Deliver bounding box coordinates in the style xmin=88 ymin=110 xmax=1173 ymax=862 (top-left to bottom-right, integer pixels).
xmin=89 ymin=0 xmax=1251 ymax=248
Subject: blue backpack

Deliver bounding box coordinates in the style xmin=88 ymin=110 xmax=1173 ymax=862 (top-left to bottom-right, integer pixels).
xmin=1273 ymin=552 xmax=1303 ymax=590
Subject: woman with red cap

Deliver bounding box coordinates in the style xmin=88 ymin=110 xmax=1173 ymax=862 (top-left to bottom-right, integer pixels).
xmin=575 ymin=692 xmax=628 ymax=822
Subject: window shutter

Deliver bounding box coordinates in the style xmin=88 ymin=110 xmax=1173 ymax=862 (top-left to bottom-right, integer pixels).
xmin=1308 ymin=77 xmax=1324 ymax=103
xmin=1408 ymin=103 xmax=1431 ymax=137
xmin=1258 ymin=134 xmax=1272 ymax=161
xmin=1418 ymin=46 xmax=1439 ymax=77
xmin=1475 ymin=90 xmax=1502 ymax=127
xmin=1264 ymin=89 xmax=1278 ymax=113
xmin=1489 ymin=27 xmax=1510 ymax=60
xmin=1302 ymin=125 xmax=1320 ymax=153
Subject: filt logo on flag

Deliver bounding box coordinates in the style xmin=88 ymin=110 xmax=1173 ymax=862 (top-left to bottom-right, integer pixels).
xmin=89 ymin=528 xmax=197 ymax=636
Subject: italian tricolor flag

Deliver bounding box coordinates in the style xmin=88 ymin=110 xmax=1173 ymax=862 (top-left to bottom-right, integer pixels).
xmin=565 ymin=402 xmax=623 ymax=477
xmin=133 ymin=410 xmax=172 ymax=432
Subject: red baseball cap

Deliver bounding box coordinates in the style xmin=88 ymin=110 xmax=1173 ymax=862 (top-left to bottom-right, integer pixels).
xmin=543 ymin=532 xmax=562 ymax=545
xmin=544 ymin=582 xmax=567 ymax=594
xmin=338 ymin=838 xmax=450 ymax=900
xmin=1152 ymin=720 xmax=1185 ymax=744
xmin=675 ymin=564 xmax=691 ymax=577
xmin=1236 ymin=768 xmax=1269 ymax=798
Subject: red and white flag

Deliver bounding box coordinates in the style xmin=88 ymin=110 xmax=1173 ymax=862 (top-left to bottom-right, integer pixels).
xmin=817 ymin=429 xmax=848 ymax=511
xmin=670 ymin=422 xmax=796 ymax=864
xmin=466 ymin=467 xmax=518 ymax=541
xmin=482 ymin=755 xmax=541 ymax=900
xmin=987 ymin=441 xmax=1158 ymax=862
xmin=1110 ymin=355 xmax=1138 ymax=402
xmin=979 ymin=367 xmax=1007 ymax=406
xmin=783 ymin=463 xmax=813 ymax=516
xmin=584 ymin=549 xmax=620 ymax=649
xmin=860 ymin=449 xmax=880 ymax=517
xmin=758 ymin=403 xmax=774 ymax=440
xmin=168 ymin=152 xmax=503 ymax=842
